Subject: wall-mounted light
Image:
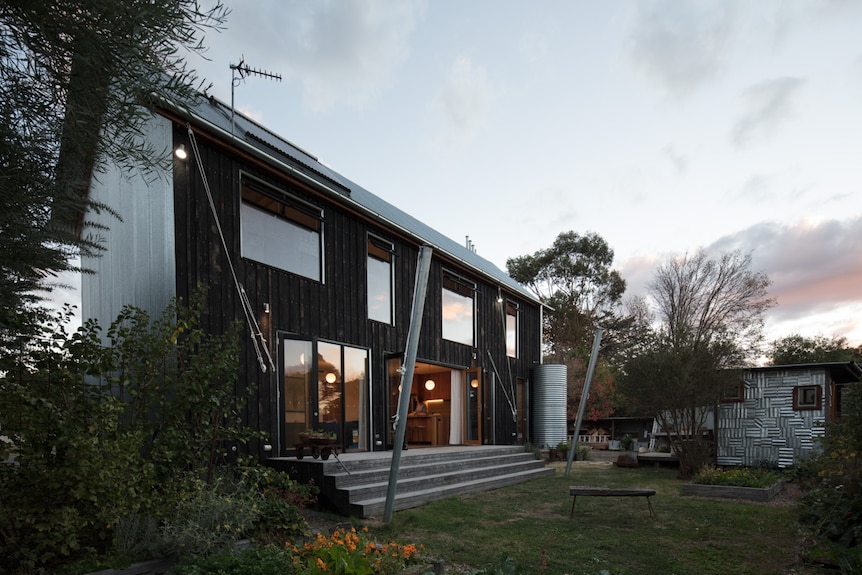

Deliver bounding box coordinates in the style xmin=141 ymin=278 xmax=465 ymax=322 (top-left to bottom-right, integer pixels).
xmin=325 ymin=372 xmax=337 ymax=384
xmin=263 ymin=302 xmax=270 ymax=314
xmin=424 ymin=379 xmax=436 ymax=391
xmin=174 ymin=144 xmax=188 ymax=160
xmin=470 ymin=378 xmax=479 ymax=389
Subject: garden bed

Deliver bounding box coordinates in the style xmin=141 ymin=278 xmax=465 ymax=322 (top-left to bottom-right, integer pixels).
xmin=682 ymin=480 xmax=785 ymax=502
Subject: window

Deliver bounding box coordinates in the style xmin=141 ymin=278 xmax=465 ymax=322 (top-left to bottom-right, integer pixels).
xmin=240 ymin=177 xmax=323 ymax=281
xmin=442 ymin=271 xmax=475 ymax=346
xmin=793 ymin=385 xmax=822 ymax=410
xmin=505 ymin=301 xmax=518 ymax=358
xmin=367 ymin=235 xmax=394 ymax=324
xmin=721 ymin=379 xmax=745 ymax=403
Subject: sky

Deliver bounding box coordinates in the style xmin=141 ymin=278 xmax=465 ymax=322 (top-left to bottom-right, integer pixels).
xmin=169 ymin=1 xmax=861 ymax=348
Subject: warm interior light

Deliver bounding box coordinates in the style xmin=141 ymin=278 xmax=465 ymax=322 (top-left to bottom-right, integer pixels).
xmin=174 ymin=144 xmax=188 ymax=160
xmin=325 ymin=372 xmax=337 ymax=384
xmin=470 ymin=378 xmax=479 ymax=389
xmin=425 ymin=399 xmax=444 ymax=404
xmin=424 ymin=379 xmax=436 ymax=391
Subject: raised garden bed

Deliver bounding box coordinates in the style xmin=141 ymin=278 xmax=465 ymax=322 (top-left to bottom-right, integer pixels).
xmin=682 ymin=480 xmax=785 ymax=502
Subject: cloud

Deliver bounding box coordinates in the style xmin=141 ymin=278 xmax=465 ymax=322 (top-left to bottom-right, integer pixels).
xmin=707 ymin=216 xmax=862 ymax=323
xmin=662 ymin=145 xmax=688 ymax=174
xmin=215 ymin=0 xmax=425 ymax=112
xmin=627 ymin=0 xmax=736 ymax=95
xmin=431 ymin=56 xmax=493 ymax=148
xmin=730 ymin=77 xmax=806 ymax=148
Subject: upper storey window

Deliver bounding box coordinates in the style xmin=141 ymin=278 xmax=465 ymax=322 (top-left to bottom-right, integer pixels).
xmin=367 ymin=235 xmax=394 ymax=324
xmin=506 ymin=301 xmax=518 ymax=358
xmin=240 ymin=177 xmax=324 ymax=282
xmin=442 ymin=270 xmax=475 ymax=346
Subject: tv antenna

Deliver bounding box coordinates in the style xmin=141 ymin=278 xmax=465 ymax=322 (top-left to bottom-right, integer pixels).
xmin=229 ymin=55 xmax=282 ymax=135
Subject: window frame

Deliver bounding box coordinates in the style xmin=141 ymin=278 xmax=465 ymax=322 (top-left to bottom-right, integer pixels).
xmin=239 ymin=173 xmax=325 ymax=282
xmin=720 ymin=379 xmax=745 ymax=403
xmin=441 ymin=269 xmax=476 ymax=347
xmin=792 ymin=385 xmax=822 ymax=411
xmin=505 ymin=300 xmax=518 ymax=358
xmin=366 ymin=233 xmax=395 ymax=325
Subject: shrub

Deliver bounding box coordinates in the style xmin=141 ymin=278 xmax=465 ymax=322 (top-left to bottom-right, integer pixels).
xmin=692 ymin=465 xmax=781 ymax=488
xmin=0 ymin=291 xmax=276 ymax=573
xmin=174 ymin=546 xmax=297 ymax=575
xmin=795 ymin=384 xmax=862 ymax=567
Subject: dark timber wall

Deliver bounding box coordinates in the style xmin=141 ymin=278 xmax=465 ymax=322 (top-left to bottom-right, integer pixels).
xmin=170 ymin=123 xmax=541 ymax=458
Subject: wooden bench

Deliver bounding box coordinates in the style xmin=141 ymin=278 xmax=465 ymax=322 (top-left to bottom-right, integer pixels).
xmin=569 ymin=486 xmax=657 ymax=518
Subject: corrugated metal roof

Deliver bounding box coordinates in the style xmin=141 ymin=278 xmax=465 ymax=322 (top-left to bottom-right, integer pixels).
xmin=173 ymin=94 xmax=540 ymax=304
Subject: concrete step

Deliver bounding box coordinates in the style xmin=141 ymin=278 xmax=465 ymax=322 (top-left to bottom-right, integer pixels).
xmin=330 ymin=451 xmax=540 ymax=488
xmin=268 ymin=445 xmax=552 ymax=518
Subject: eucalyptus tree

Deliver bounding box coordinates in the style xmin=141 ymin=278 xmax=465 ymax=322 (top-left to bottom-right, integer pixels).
xmin=507 ymin=231 xmax=627 ymax=420
xmin=620 ymin=249 xmax=774 ymax=477
xmin=0 ymin=0 xmax=228 ymax=337
xmin=506 ymin=230 xmax=627 ymax=359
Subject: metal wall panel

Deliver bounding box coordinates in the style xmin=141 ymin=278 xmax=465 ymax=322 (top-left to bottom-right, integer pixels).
xmin=716 ymin=367 xmax=828 ymax=467
xmin=82 ymin=114 xmax=176 ymax=335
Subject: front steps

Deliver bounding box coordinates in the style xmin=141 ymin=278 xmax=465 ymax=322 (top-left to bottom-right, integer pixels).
xmin=269 ymin=445 xmax=554 ymax=518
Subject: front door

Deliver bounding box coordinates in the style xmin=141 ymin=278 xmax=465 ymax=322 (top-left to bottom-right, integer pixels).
xmin=465 ymin=368 xmax=482 ymax=444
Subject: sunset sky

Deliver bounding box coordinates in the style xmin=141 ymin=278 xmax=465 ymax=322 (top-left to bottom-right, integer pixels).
xmin=152 ymin=1 xmax=862 ymax=348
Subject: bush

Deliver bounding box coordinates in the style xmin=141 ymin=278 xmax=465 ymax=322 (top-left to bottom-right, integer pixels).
xmin=795 ymin=384 xmax=862 ymax=566
xmin=174 ymin=546 xmax=296 ymax=575
xmin=0 ymin=292 xmax=284 ymax=573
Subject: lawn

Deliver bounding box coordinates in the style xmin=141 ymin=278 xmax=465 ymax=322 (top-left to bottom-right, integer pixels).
xmin=367 ymin=461 xmax=826 ymax=575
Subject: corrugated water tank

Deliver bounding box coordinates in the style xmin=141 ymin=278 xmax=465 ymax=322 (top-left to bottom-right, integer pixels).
xmin=532 ymin=364 xmax=567 ymax=448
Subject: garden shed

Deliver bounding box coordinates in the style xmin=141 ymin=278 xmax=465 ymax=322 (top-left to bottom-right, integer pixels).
xmin=716 ymin=361 xmax=861 ymax=468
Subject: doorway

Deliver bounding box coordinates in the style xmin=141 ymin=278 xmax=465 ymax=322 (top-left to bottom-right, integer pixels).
xmin=282 ymin=337 xmax=369 ymax=454
xmin=386 ymin=359 xmax=480 ymax=448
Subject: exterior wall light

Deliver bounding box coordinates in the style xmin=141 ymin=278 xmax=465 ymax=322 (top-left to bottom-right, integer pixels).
xmin=174 ymin=144 xmax=188 ymax=160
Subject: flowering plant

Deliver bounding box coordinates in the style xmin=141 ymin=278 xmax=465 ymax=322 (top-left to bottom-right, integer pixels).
xmin=286 ymin=527 xmax=423 ymax=575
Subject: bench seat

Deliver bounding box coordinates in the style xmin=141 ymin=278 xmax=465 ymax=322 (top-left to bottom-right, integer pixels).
xmin=569 ymin=486 xmax=656 ymax=518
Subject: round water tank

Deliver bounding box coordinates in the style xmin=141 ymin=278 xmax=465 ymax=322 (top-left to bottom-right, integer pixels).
xmin=532 ymin=364 xmax=567 ymax=448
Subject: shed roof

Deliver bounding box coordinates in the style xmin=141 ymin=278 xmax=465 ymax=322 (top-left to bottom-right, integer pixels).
xmin=169 ymin=94 xmax=540 ymax=305
xmin=747 ymin=361 xmax=862 ymax=383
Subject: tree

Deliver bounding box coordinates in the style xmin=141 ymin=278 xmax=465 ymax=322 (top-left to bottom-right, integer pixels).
xmin=507 ymin=231 xmax=627 ymax=421
xmin=0 ymin=0 xmax=228 ymax=334
xmin=619 ymin=250 xmax=774 ymax=478
xmin=507 ymin=231 xmax=626 ymax=358
xmin=768 ymin=334 xmax=862 ymax=365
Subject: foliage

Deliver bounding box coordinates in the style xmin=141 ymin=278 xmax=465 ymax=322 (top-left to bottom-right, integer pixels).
xmin=619 ymin=434 xmax=634 ymax=451
xmin=286 ymin=527 xmax=423 ymax=575
xmin=158 ymin=477 xmax=261 ymax=559
xmin=0 ymin=292 xmax=271 ymax=573
xmin=692 ymin=465 xmax=781 ymax=488
xmin=507 ymin=231 xmax=628 ymax=422
xmin=619 ymin=250 xmax=773 ymax=478
xmin=768 ymin=333 xmax=862 ymax=365
xmin=173 ymin=546 xmax=297 ymax=575
xmin=795 ymin=383 xmax=862 ymax=568
xmin=506 ymin=230 xmax=627 ymax=360
xmin=236 ymin=461 xmax=318 ymax=546
xmin=0 ymin=0 xmax=228 ymax=333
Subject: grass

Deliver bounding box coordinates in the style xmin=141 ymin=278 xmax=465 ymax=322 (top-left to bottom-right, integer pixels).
xmin=365 ymin=461 xmax=826 ymax=575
